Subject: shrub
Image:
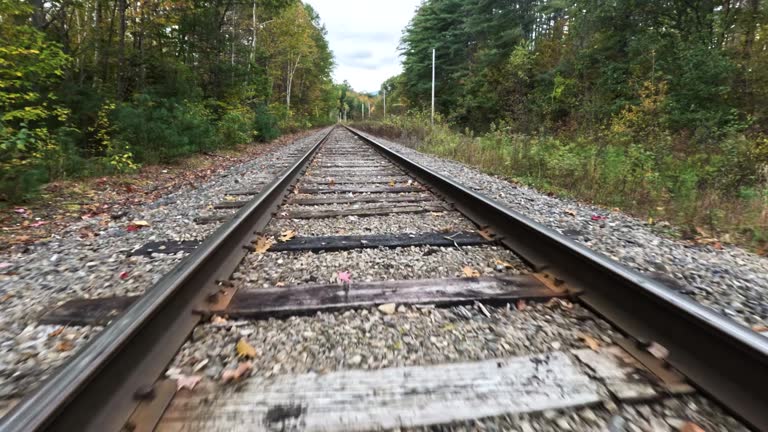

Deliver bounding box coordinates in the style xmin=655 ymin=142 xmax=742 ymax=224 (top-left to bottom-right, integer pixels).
xmin=113 ymin=95 xmax=216 ymax=164
xmin=217 ymin=107 xmax=254 ymax=147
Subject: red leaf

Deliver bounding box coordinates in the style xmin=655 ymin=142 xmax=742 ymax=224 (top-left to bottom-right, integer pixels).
xmin=119 ymin=271 xmax=129 ymax=279
xmin=126 ymin=225 xmax=140 ymax=232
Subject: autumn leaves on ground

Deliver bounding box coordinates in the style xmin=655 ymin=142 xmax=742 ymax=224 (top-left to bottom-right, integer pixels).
xmin=0 ymin=133 xmax=305 ymax=250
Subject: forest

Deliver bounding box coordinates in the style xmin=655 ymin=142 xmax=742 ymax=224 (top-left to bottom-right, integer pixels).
xmin=360 ymin=0 xmax=768 ymax=246
xmin=1 ymin=0 xmax=338 ymax=201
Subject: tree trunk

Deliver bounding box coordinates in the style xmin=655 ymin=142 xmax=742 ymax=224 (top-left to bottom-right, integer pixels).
xmin=117 ymin=0 xmax=127 ymax=99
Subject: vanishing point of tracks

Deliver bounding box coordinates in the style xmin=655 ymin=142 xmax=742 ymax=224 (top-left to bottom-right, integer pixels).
xmin=1 ymin=125 xmax=768 ymax=431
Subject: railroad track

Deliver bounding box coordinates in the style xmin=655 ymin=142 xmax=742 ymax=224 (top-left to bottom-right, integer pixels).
xmin=1 ymin=125 xmax=767 ymax=431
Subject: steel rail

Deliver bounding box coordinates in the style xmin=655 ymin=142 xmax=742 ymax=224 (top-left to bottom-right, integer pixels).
xmin=344 ymin=125 xmax=768 ymax=431
xmin=0 ymin=126 xmax=335 ymax=432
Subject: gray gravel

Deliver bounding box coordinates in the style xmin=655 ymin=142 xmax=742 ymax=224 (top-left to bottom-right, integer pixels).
xmin=170 ymin=302 xmax=743 ymax=431
xmin=354 ymin=129 xmax=768 ymax=329
xmin=0 ymin=128 xmax=330 ymax=401
xmin=269 ymin=212 xmax=478 ymax=236
xmin=234 ymin=245 xmax=528 ymax=288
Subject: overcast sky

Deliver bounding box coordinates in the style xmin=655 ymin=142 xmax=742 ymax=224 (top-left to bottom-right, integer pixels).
xmin=306 ymin=0 xmax=422 ymax=93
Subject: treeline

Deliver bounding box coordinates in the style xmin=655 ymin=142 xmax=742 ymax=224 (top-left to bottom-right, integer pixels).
xmin=0 ymin=0 xmax=336 ymax=201
xmin=379 ymin=0 xmax=768 ymax=243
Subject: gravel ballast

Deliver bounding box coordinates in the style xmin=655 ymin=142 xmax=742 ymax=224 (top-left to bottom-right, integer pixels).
xmin=0 ymin=128 xmax=330 ymax=400
xmin=353 ymin=129 xmax=768 ymax=329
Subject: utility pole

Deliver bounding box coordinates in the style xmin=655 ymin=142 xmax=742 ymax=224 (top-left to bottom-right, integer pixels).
xmin=431 ymin=48 xmax=436 ymax=125
xmin=383 ymin=89 xmax=386 ymax=117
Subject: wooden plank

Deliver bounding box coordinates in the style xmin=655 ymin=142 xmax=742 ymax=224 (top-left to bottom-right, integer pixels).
xmin=213 ymin=200 xmax=249 ymax=209
xmin=130 ymin=240 xmax=201 ymax=257
xmin=302 ymin=176 xmax=412 ymax=184
xmin=308 ymin=170 xmax=401 ymax=177
xmin=298 ymin=186 xmax=424 ymax=194
xmin=37 ymin=276 xmax=562 ymax=325
xmin=224 ymin=190 xmax=260 ymax=196
xmin=277 ymin=203 xmax=447 ymax=219
xmin=39 ymin=296 xmax=137 ymax=326
xmin=268 ymin=231 xmax=489 ymax=253
xmin=194 ymin=214 xmax=230 ymax=224
xmin=572 ymin=347 xmax=659 ymax=401
xmin=156 ymin=352 xmax=600 ymax=432
xmin=290 ymin=194 xmax=434 ymax=206
xmin=223 ymin=275 xmax=560 ymax=318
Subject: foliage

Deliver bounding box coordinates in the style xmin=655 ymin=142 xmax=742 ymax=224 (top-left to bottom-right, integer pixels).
xmin=355 ymin=115 xmax=768 ymax=247
xmin=0 ymin=0 xmax=336 ymax=203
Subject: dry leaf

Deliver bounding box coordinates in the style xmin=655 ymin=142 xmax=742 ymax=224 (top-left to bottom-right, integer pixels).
xmin=275 ymin=281 xmax=286 ymax=287
xmin=0 ymin=293 xmax=13 ymax=303
xmin=516 ymin=299 xmax=527 ymax=310
xmin=221 ymin=361 xmax=253 ymax=383
xmin=564 ymin=209 xmax=576 ymax=216
xmin=236 ymin=338 xmax=257 ymax=358
xmin=646 ymin=341 xmax=669 ymax=360
xmin=279 ymin=229 xmax=296 ymax=242
xmin=251 ymin=236 xmax=274 ymax=253
xmin=224 ymin=195 xmax=238 ymax=202
xmin=679 ymin=422 xmax=706 ymax=432
xmin=55 ymin=341 xmax=74 ymax=352
xmin=210 ymin=315 xmax=228 ymax=325
xmin=338 ymin=271 xmax=351 ymax=283
xmin=176 ymin=374 xmax=202 ymax=391
xmin=131 ymin=220 xmax=150 ymax=227
xmin=328 ymin=178 xmax=336 ymax=186
xmin=462 ymin=266 xmax=480 ymax=278
xmin=478 ymin=228 xmax=494 ymax=241
xmin=388 ymin=180 xmax=396 ymax=187
xmin=579 ymin=333 xmax=601 ymax=351
xmin=494 ymin=259 xmax=515 ymax=269
xmin=48 ymin=327 xmax=65 ymax=338
xmin=752 ymin=325 xmax=768 ymax=334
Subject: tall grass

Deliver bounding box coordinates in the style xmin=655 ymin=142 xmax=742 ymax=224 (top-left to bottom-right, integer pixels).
xmin=354 ymin=115 xmax=768 ymax=250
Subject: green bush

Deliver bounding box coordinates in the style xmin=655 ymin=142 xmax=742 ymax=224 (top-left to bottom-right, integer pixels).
xmin=113 ymin=95 xmax=216 ymax=164
xmin=253 ymin=103 xmax=280 ymax=142
xmin=217 ymin=108 xmax=254 ymax=147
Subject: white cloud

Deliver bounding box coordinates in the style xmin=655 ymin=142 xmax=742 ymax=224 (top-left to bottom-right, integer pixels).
xmin=305 ymin=0 xmax=422 ymax=93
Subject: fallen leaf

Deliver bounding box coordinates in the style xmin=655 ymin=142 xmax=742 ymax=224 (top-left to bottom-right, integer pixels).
xmin=211 ymin=315 xmax=228 ymax=325
xmin=647 ymin=217 xmax=654 ymax=225
xmin=591 ymin=215 xmax=607 ymax=221
xmin=131 ymin=220 xmax=150 ymax=227
xmin=477 ymin=228 xmax=494 ymax=241
xmin=0 ymin=262 xmax=12 ymax=271
xmin=462 ymin=266 xmax=480 ymax=278
xmin=224 ymin=195 xmax=238 ymax=202
xmin=29 ymin=221 xmax=47 ymax=227
xmin=494 ymin=259 xmax=515 ymax=269
xmin=579 ymin=333 xmax=601 ymax=351
xmin=564 ymin=209 xmax=576 ymax=216
xmin=279 ymin=229 xmax=296 ymax=242
xmin=176 ymin=374 xmax=202 ymax=391
xmin=48 ymin=327 xmax=65 ymax=337
xmin=752 ymin=325 xmax=768 ymax=333
xmin=388 ymin=180 xmax=396 ymax=187
xmin=56 ymin=341 xmax=74 ymax=352
xmin=251 ymin=236 xmax=274 ymax=253
xmin=221 ymin=361 xmax=253 ymax=383
xmin=516 ymin=299 xmax=527 ymax=310
xmin=0 ymin=293 xmax=12 ymax=303
xmin=679 ymin=422 xmax=706 ymax=432
xmin=328 ymin=178 xmax=335 ymax=186
xmin=119 ymin=271 xmax=129 ymax=280
xmin=338 ymin=271 xmax=351 ymax=283
xmin=236 ymin=338 xmax=257 ymax=358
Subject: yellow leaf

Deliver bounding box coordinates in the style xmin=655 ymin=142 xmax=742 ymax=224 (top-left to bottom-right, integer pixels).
xmin=462 ymin=266 xmax=480 ymax=278
xmin=236 ymin=338 xmax=257 ymax=358
xmin=494 ymin=259 xmax=515 ymax=269
xmin=388 ymin=180 xmax=395 ymax=187
xmin=578 ymin=333 xmax=601 ymax=351
xmin=131 ymin=220 xmax=150 ymax=227
xmin=251 ymin=235 xmax=274 ymax=253
xmin=224 ymin=195 xmax=238 ymax=202
xmin=279 ymin=229 xmax=296 ymax=242
xmin=56 ymin=341 xmax=74 ymax=352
